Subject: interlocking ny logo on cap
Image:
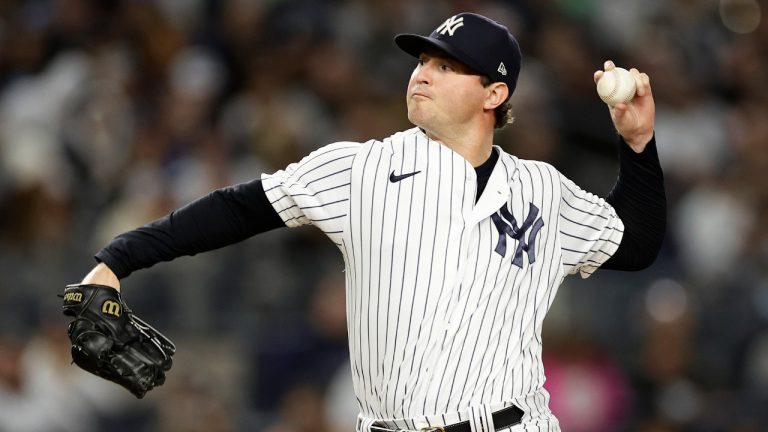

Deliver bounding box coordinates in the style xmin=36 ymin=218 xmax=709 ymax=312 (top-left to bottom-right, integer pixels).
xmin=435 ymin=15 xmax=464 ymax=36
xmin=498 ymin=62 xmax=507 ymax=76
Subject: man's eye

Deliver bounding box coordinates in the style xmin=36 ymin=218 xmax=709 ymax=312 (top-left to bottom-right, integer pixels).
xmin=440 ymin=63 xmax=453 ymax=71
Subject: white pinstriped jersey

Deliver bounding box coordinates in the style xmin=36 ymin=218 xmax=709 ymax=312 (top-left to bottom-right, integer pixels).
xmin=262 ymin=127 xmax=624 ymax=431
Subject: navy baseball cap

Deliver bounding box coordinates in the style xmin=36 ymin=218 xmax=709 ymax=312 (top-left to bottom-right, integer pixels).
xmin=395 ymin=12 xmax=522 ymax=95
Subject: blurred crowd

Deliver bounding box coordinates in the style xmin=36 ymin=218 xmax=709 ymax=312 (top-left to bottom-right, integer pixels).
xmin=0 ymin=0 xmax=766 ymax=431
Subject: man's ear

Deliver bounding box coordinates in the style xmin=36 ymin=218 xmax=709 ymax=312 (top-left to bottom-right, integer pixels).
xmin=484 ymin=82 xmax=509 ymax=110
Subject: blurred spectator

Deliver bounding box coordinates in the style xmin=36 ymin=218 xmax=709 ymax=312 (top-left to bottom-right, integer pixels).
xmin=544 ymin=332 xmax=632 ymax=432
xmin=265 ymin=382 xmax=331 ymax=432
xmin=325 ymin=360 xmax=358 ymax=432
xmin=673 ymin=180 xmax=754 ymax=284
xmin=155 ymin=337 xmax=240 ymax=432
xmin=248 ymin=268 xmax=348 ymax=415
xmin=0 ymin=321 xmax=145 ymax=432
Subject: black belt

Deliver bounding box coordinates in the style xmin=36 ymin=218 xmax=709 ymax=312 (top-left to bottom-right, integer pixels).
xmin=371 ymin=405 xmax=524 ymax=432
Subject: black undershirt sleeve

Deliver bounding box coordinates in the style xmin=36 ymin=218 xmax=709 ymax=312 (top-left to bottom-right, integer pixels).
xmin=95 ymin=179 xmax=286 ymax=279
xmin=601 ymin=136 xmax=666 ymax=271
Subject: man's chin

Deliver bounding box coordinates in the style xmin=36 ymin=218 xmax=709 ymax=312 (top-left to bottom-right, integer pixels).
xmin=407 ymin=111 xmax=430 ymax=130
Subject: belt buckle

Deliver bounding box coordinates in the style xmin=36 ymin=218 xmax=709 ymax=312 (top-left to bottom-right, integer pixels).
xmin=419 ymin=428 xmax=446 ymax=432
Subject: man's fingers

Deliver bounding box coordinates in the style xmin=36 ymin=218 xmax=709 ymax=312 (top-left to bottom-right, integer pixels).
xmin=595 ymin=60 xmax=615 ymax=83
xmin=613 ymin=103 xmax=628 ymax=118
xmin=629 ymin=69 xmax=651 ymax=97
xmin=640 ymin=73 xmax=651 ymax=97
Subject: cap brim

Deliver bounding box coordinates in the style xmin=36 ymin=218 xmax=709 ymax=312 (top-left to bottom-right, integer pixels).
xmin=394 ymin=33 xmax=485 ymax=76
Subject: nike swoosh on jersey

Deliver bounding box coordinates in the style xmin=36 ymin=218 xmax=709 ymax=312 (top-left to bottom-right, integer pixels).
xmin=389 ymin=170 xmax=421 ymax=182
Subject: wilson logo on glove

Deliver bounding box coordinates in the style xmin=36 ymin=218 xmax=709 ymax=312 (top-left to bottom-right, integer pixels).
xmin=63 ymin=291 xmax=83 ymax=303
xmin=101 ymin=300 xmax=121 ymax=317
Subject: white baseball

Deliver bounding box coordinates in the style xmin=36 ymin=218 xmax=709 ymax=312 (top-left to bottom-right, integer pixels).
xmin=596 ymin=67 xmax=636 ymax=107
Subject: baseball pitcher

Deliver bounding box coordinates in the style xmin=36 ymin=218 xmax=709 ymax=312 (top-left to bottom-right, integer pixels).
xmin=64 ymin=12 xmax=665 ymax=431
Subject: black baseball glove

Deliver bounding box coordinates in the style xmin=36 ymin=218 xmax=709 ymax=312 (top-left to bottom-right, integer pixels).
xmin=62 ymin=283 xmax=176 ymax=398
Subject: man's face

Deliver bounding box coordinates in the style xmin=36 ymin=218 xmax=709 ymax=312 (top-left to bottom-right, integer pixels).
xmin=406 ymin=49 xmax=487 ymax=135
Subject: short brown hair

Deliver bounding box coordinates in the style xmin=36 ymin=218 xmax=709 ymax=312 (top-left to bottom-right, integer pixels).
xmin=480 ymin=75 xmax=514 ymax=129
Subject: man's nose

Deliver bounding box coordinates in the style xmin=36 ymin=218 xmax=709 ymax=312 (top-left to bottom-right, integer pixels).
xmin=413 ymin=63 xmax=432 ymax=85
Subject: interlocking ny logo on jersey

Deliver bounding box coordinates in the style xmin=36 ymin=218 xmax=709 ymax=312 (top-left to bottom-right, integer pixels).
xmin=435 ymin=15 xmax=464 ymax=36
xmin=491 ymin=202 xmax=545 ymax=268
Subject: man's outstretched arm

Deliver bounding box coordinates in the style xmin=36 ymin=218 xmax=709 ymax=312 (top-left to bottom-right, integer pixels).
xmin=85 ymin=179 xmax=285 ymax=289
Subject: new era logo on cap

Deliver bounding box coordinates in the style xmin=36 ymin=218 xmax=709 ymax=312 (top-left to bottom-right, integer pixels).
xmin=394 ymin=12 xmax=522 ymax=94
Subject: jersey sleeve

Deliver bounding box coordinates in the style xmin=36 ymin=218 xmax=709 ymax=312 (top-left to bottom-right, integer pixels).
xmin=558 ymin=174 xmax=625 ymax=278
xmin=261 ymin=142 xmax=360 ymax=244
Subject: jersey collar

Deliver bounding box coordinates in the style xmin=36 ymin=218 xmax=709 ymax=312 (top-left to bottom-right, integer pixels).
xmin=467 ymin=146 xmax=518 ymax=226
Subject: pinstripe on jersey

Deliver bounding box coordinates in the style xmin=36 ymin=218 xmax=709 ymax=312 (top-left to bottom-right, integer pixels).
xmin=261 ymin=127 xmax=624 ymax=431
